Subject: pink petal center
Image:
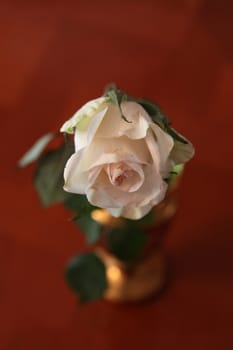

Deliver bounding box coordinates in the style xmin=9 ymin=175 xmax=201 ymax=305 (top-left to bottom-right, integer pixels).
xmin=105 ymin=162 xmax=144 ymax=192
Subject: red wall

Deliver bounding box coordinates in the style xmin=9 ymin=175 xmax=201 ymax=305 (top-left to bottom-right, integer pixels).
xmin=0 ymin=1 xmax=233 ymax=349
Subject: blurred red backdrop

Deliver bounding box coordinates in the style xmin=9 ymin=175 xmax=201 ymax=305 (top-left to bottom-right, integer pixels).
xmin=0 ymin=0 xmax=233 ymax=349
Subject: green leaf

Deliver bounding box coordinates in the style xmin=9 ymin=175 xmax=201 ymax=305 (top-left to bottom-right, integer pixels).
xmin=138 ymin=99 xmax=188 ymax=144
xmin=108 ymin=226 xmax=146 ymax=262
xmin=34 ymin=141 xmax=74 ymax=206
xmin=65 ymin=252 xmax=107 ymax=303
xmin=138 ymin=99 xmax=170 ymax=128
xmin=64 ymin=194 xmax=88 ymax=211
xmin=64 ymin=194 xmax=98 ymax=221
xmin=69 ymin=209 xmax=88 ymax=222
xmin=164 ymin=164 xmax=184 ymax=184
xmin=64 ymin=195 xmax=101 ymax=241
xmin=77 ymin=214 xmax=102 ymax=244
xmin=165 ymin=126 xmax=188 ymax=144
xmin=18 ymin=132 xmax=56 ymax=167
xmin=105 ymin=86 xmax=131 ymax=123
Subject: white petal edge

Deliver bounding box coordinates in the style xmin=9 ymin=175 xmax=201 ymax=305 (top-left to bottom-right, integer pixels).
xmin=96 ymin=101 xmax=150 ymax=140
xmin=150 ymin=123 xmax=174 ymax=168
xmin=63 ymin=151 xmax=87 ymax=194
xmin=169 ymin=139 xmax=195 ymax=166
xmin=60 ymin=96 xmax=109 ymax=134
xmin=74 ymin=106 xmax=108 ymax=151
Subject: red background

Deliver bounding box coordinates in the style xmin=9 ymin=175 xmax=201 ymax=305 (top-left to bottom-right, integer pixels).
xmin=0 ymin=0 xmax=233 ymax=349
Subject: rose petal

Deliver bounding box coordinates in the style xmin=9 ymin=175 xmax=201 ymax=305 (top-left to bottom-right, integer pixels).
xmin=74 ymin=106 xmax=108 ymax=151
xmin=63 ymin=151 xmax=88 ymax=194
xmin=150 ymin=123 xmax=174 ymax=168
xmin=169 ymin=139 xmax=195 ymax=166
xmin=60 ymin=97 xmax=109 ymax=134
xmin=77 ymin=136 xmax=151 ymax=172
xmin=144 ymin=129 xmax=161 ymax=172
xmin=105 ymin=161 xmax=144 ymax=192
xmin=96 ymin=101 xmax=150 ymax=140
xmin=133 ymin=164 xmax=167 ymax=207
xmin=86 ymin=163 xmax=167 ymax=210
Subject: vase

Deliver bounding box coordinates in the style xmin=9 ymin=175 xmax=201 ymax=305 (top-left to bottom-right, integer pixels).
xmin=91 ymin=168 xmax=183 ymax=302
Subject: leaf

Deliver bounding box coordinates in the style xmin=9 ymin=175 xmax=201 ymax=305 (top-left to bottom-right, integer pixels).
xmin=172 ymin=164 xmax=184 ymax=175
xmin=164 ymin=164 xmax=184 ymax=184
xmin=165 ymin=127 xmax=189 ymax=144
xmin=65 ymin=252 xmax=107 ymax=303
xmin=77 ymin=214 xmax=102 ymax=244
xmin=138 ymin=99 xmax=188 ymax=144
xmin=64 ymin=195 xmax=101 ymax=241
xmin=107 ymin=226 xmax=146 ymax=262
xmin=64 ymin=194 xmax=97 ymax=221
xmin=138 ymin=99 xmax=170 ymax=128
xmin=34 ymin=141 xmax=74 ymax=206
xmin=105 ymin=87 xmax=131 ymax=123
xmin=69 ymin=208 xmax=88 ymax=221
xmin=18 ymin=132 xmax=56 ymax=167
xmin=64 ymin=194 xmax=88 ymax=211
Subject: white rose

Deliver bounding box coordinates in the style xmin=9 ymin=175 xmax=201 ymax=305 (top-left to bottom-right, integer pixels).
xmin=60 ymin=97 xmax=194 ymax=220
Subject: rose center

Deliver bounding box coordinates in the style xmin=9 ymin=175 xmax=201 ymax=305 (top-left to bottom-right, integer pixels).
xmin=105 ymin=162 xmax=144 ymax=192
xmin=114 ymin=169 xmax=134 ymax=186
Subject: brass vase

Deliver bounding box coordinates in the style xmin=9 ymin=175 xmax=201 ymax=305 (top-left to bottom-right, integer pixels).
xmin=91 ymin=169 xmax=183 ymax=302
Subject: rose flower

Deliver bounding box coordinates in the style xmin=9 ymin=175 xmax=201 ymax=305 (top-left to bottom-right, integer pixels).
xmin=60 ymin=94 xmax=194 ymax=220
